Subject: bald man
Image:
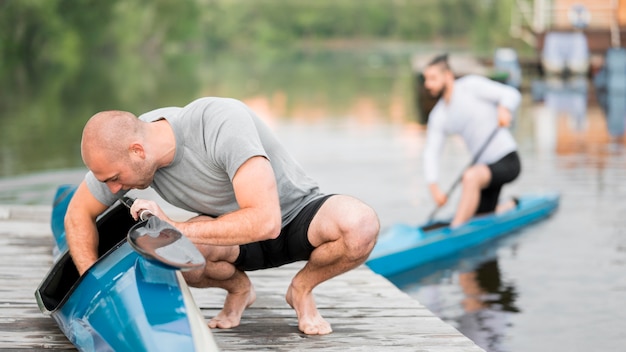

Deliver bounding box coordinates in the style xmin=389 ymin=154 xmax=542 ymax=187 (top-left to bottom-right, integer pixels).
xmin=65 ymin=97 xmax=379 ymax=335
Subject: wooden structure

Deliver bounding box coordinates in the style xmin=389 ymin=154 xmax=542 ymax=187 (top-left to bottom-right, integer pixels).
xmin=513 ymin=0 xmax=626 ymax=55
xmin=0 ymin=205 xmax=485 ymax=351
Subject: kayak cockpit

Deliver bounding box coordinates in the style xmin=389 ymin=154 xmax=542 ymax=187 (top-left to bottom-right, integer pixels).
xmin=36 ymin=202 xmax=137 ymax=314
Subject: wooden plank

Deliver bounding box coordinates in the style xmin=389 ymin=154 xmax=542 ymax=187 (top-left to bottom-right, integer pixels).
xmin=0 ymin=206 xmax=484 ymax=351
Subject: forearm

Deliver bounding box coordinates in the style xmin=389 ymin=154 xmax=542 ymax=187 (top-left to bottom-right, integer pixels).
xmin=428 ymin=183 xmax=440 ymax=196
xmin=429 ymin=182 xmax=443 ymax=200
xmin=175 ymin=206 xmax=281 ymax=246
xmin=429 ymin=182 xmax=447 ymax=206
xmin=65 ymin=214 xmax=100 ymax=275
xmin=64 ymin=181 xmax=108 ymax=275
xmin=497 ymin=105 xmax=513 ymax=127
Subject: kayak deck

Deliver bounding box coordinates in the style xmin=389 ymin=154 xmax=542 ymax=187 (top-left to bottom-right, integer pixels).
xmin=366 ymin=193 xmax=560 ymax=277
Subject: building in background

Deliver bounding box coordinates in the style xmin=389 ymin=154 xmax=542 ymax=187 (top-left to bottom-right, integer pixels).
xmin=511 ymin=0 xmax=626 ymax=75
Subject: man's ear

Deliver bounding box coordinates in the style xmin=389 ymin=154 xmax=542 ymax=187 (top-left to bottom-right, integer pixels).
xmin=129 ymin=143 xmax=145 ymax=159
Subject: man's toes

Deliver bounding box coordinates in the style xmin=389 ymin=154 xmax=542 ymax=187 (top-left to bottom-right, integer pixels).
xmin=300 ymin=325 xmax=317 ymax=335
xmin=209 ymin=318 xmax=234 ymax=329
xmin=300 ymin=321 xmax=332 ymax=335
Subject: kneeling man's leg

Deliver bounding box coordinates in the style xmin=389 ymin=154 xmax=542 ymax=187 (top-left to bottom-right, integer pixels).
xmin=182 ymin=216 xmax=255 ymax=330
xmin=286 ymin=195 xmax=379 ymax=335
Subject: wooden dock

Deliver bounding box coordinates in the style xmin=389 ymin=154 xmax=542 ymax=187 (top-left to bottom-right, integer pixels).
xmin=0 ymin=205 xmax=484 ymax=351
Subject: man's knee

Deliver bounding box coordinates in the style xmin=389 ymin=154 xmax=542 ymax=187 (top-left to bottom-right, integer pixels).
xmin=340 ymin=203 xmax=379 ymax=259
xmin=463 ymin=165 xmax=490 ymax=187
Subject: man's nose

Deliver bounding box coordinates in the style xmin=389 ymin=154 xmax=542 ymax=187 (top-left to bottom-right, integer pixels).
xmin=107 ymin=182 xmax=122 ymax=194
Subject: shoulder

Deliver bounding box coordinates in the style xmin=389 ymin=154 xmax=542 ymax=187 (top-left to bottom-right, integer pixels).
xmin=185 ymin=97 xmax=249 ymax=112
xmin=182 ymin=97 xmax=255 ymax=122
xmin=138 ymin=107 xmax=181 ymax=122
xmin=456 ymin=74 xmax=493 ymax=87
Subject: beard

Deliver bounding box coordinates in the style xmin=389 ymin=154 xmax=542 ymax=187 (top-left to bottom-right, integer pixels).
xmin=428 ymin=82 xmax=447 ymax=100
xmin=130 ymin=159 xmax=156 ymax=189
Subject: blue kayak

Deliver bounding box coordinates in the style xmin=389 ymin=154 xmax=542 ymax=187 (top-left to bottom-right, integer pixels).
xmin=35 ymin=185 xmax=219 ymax=351
xmin=366 ymin=193 xmax=560 ymax=277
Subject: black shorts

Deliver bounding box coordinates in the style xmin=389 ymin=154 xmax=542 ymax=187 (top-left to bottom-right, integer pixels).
xmin=234 ymin=194 xmax=334 ymax=271
xmin=476 ymin=151 xmax=521 ymax=214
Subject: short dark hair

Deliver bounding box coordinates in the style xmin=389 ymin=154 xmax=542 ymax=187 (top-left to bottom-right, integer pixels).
xmin=426 ymin=53 xmax=451 ymax=72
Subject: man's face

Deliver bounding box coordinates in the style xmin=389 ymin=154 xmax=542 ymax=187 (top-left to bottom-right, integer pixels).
xmin=423 ymin=65 xmax=448 ymax=99
xmin=88 ymin=152 xmax=155 ymax=194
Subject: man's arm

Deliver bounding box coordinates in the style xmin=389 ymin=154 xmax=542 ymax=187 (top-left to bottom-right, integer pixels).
xmin=465 ymin=75 xmax=520 ymax=128
xmin=468 ymin=75 xmax=521 ymax=114
xmin=428 ymin=182 xmax=447 ymax=206
xmin=65 ymin=181 xmax=110 ymax=275
xmin=130 ymin=156 xmax=282 ymax=246
xmin=497 ymin=105 xmax=514 ymax=127
xmin=423 ymin=106 xmax=446 ymax=204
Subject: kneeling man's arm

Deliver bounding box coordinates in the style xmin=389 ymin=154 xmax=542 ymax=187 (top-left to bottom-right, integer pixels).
xmin=177 ymin=156 xmax=282 ymax=245
xmin=65 ymin=181 xmax=110 ymax=275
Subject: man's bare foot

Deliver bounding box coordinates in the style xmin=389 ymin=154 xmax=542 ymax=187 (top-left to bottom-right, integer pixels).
xmin=208 ymin=286 xmax=256 ymax=329
xmin=495 ymin=198 xmax=518 ymax=214
xmin=286 ymin=284 xmax=332 ymax=335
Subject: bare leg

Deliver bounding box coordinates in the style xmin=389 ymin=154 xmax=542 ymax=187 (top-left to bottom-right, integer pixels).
xmin=182 ymin=221 xmax=256 ymax=330
xmin=451 ymin=165 xmax=491 ymax=227
xmin=285 ymin=196 xmax=379 ymax=335
xmin=205 ymin=270 xmax=256 ymax=329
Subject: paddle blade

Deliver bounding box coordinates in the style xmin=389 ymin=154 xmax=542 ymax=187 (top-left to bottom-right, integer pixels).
xmin=128 ymin=217 xmax=205 ymax=271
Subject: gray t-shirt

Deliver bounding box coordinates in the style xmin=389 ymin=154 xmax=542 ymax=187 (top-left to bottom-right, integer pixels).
xmin=85 ymin=97 xmax=322 ymax=226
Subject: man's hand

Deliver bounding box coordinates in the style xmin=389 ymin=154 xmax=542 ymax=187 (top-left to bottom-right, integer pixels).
xmin=429 ymin=183 xmax=447 ymax=207
xmin=129 ymin=199 xmax=173 ymax=224
xmin=497 ymin=106 xmax=513 ymax=127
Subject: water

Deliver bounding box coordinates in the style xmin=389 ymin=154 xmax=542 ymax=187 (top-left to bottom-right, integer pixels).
xmin=1 ymin=52 xmax=625 ymax=351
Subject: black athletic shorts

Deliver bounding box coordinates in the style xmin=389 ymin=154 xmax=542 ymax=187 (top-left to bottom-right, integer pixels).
xmin=476 ymin=151 xmax=521 ymax=214
xmin=234 ymin=194 xmax=334 ymax=271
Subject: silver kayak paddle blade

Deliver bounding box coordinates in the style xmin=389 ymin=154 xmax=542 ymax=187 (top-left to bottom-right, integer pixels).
xmin=121 ymin=197 xmax=206 ymax=271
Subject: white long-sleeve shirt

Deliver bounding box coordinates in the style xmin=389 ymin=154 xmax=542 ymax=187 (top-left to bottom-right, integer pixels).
xmin=423 ymin=75 xmax=521 ymax=184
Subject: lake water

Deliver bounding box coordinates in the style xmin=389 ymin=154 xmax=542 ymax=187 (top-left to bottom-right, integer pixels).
xmin=281 ymin=88 xmax=626 ymax=352
xmin=1 ymin=52 xmax=625 ymax=351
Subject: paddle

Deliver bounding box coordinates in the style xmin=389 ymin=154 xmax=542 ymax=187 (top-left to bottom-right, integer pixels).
xmin=120 ymin=197 xmax=206 ymax=271
xmin=426 ymin=127 xmax=500 ymax=222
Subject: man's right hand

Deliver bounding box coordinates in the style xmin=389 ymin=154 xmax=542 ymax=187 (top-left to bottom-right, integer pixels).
xmin=429 ymin=183 xmax=447 ymax=207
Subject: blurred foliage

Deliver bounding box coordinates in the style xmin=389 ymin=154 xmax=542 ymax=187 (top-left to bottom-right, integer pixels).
xmin=0 ymin=0 xmax=525 ymax=177
xmin=0 ymin=0 xmax=522 ymax=75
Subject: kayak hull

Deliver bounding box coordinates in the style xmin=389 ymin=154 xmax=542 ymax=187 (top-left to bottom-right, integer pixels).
xmin=366 ymin=193 xmax=560 ymax=277
xmin=35 ymin=185 xmax=218 ymax=351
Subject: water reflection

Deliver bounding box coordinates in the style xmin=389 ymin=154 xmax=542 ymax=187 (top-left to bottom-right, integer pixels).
xmin=0 ymin=49 xmax=413 ymax=178
xmin=529 ymin=74 xmax=621 ymax=159
xmin=593 ymin=48 xmax=626 ymax=138
xmin=455 ymin=259 xmax=519 ymax=352
xmin=0 ymin=45 xmax=201 ymax=177
xmin=543 ymin=76 xmax=588 ymax=132
xmin=390 ymin=239 xmax=520 ymax=352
